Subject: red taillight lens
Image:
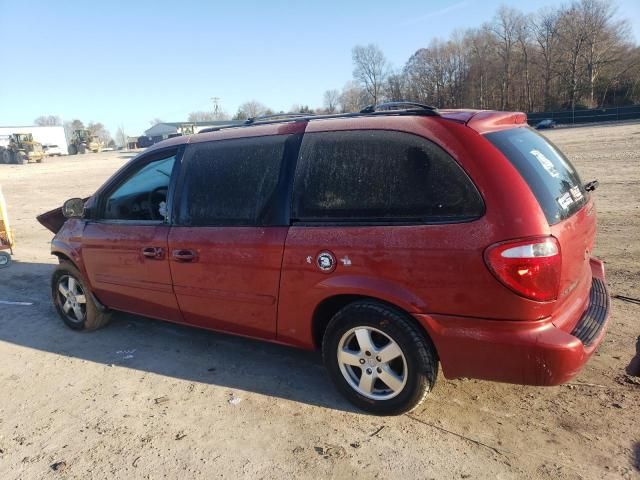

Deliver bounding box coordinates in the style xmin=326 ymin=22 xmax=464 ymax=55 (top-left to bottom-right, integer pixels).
xmin=484 ymin=237 xmax=561 ymax=302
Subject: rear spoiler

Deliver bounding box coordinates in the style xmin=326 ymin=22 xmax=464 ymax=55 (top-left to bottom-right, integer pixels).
xmin=467 ymin=111 xmax=528 ymax=133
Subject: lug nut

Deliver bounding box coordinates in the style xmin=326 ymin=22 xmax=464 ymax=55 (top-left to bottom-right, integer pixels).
xmin=366 ymin=368 xmax=372 ymax=375
xmin=365 ymin=351 xmax=371 ymax=356
xmin=377 ymin=367 xmax=382 ymax=374
xmin=376 ymin=356 xmax=381 ymax=362
xmin=359 ymin=358 xmax=365 ymax=365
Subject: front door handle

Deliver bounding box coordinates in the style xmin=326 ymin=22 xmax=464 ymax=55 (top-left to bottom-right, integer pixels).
xmin=172 ymin=249 xmax=197 ymax=262
xmin=142 ymin=247 xmax=164 ymax=259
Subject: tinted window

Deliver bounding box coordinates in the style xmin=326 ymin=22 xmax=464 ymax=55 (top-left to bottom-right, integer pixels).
xmin=485 ymin=127 xmax=587 ymax=225
xmin=178 ymin=136 xmax=286 ymax=226
xmin=103 ymin=153 xmax=175 ymax=221
xmin=292 ymin=130 xmax=483 ymax=222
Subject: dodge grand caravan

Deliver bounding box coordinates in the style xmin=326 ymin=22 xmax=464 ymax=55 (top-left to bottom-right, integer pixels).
xmin=38 ymin=103 xmax=610 ymax=415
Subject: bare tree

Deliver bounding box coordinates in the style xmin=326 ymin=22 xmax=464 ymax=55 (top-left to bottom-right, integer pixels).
xmin=489 ymin=6 xmax=521 ymax=109
xmin=339 ymin=81 xmax=366 ymax=112
xmin=385 ymin=72 xmax=407 ymax=102
xmin=188 ymin=111 xmax=217 ymax=122
xmin=233 ymin=100 xmax=270 ymax=120
xmin=516 ymin=14 xmax=534 ymax=111
xmin=352 ymin=44 xmax=390 ymax=105
xmin=87 ymin=122 xmax=111 ymax=145
xmin=34 ymin=115 xmax=62 ymax=126
xmin=115 ymin=126 xmax=127 ymax=148
xmin=323 ymin=89 xmax=340 ymax=113
xmin=532 ymin=8 xmax=561 ymax=110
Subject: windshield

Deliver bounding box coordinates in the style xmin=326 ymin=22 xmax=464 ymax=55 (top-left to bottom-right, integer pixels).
xmin=485 ymin=127 xmax=588 ymax=225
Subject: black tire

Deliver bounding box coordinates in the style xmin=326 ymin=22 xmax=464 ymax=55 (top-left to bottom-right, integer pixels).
xmin=68 ymin=144 xmax=77 ymax=155
xmin=78 ymin=144 xmax=86 ymax=154
xmin=0 ymin=251 xmax=11 ymax=268
xmin=322 ymin=301 xmax=438 ymax=415
xmin=51 ymin=261 xmax=111 ymax=331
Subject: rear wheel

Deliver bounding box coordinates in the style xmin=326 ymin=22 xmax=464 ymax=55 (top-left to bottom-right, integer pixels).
xmin=78 ymin=144 xmax=86 ymax=154
xmin=322 ymin=301 xmax=438 ymax=415
xmin=52 ymin=262 xmax=111 ymax=331
xmin=68 ymin=144 xmax=77 ymax=155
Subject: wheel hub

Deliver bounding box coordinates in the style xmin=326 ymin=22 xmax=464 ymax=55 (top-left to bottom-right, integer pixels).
xmin=337 ymin=326 xmax=408 ymax=401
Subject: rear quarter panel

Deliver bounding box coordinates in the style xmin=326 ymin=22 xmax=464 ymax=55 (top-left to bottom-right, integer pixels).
xmin=277 ymin=119 xmax=557 ymax=349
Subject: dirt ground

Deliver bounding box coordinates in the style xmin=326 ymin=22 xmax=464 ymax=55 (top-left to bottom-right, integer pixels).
xmin=0 ymin=123 xmax=638 ymax=480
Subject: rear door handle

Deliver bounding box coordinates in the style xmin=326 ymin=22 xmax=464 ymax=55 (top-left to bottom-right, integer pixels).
xmin=172 ymin=249 xmax=197 ymax=262
xmin=142 ymin=247 xmax=164 ymax=259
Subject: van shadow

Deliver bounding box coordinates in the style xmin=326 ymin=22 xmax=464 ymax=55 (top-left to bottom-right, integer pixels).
xmin=0 ymin=260 xmax=357 ymax=413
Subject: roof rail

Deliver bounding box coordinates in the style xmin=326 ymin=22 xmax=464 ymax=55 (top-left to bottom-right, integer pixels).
xmin=196 ymin=101 xmax=441 ymax=134
xmin=360 ymin=102 xmax=439 ymax=115
xmin=244 ymin=113 xmax=309 ymax=125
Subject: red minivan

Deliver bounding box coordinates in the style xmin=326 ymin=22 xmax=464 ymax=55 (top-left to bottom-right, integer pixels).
xmin=39 ymin=103 xmax=610 ymax=415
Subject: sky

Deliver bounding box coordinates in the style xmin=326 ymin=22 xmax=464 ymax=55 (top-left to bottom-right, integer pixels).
xmin=1 ymin=0 xmax=638 ymax=138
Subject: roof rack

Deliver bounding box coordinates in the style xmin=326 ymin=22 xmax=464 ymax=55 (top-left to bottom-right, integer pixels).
xmin=196 ymin=101 xmax=440 ymax=134
xmin=244 ymin=113 xmax=309 ymax=125
xmin=360 ymin=102 xmax=439 ymax=114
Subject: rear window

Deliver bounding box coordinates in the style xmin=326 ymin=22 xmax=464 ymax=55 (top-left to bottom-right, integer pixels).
xmin=292 ymin=130 xmax=484 ymax=223
xmin=485 ymin=127 xmax=587 ymax=225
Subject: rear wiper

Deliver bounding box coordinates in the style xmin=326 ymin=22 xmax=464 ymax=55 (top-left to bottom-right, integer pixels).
xmin=584 ymin=179 xmax=599 ymax=192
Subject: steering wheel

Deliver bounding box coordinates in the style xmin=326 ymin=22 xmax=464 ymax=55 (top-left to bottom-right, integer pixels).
xmin=147 ymin=186 xmax=168 ymax=220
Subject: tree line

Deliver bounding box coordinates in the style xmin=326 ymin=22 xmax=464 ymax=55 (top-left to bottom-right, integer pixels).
xmin=34 ymin=0 xmax=638 ymax=143
xmin=190 ymin=0 xmax=638 ymax=119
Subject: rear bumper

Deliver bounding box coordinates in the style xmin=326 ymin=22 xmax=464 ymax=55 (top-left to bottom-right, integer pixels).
xmin=415 ymin=258 xmax=610 ymax=386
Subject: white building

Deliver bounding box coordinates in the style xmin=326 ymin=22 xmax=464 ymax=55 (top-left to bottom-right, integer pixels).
xmin=144 ymin=121 xmax=243 ymax=142
xmin=0 ymin=125 xmax=68 ymax=155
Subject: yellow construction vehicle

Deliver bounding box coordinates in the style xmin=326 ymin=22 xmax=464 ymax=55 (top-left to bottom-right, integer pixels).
xmin=68 ymin=129 xmax=102 ymax=154
xmin=0 ymin=133 xmax=45 ymax=164
xmin=0 ymin=185 xmax=14 ymax=268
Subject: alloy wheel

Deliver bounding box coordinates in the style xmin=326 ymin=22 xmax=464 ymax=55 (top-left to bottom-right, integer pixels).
xmin=57 ymin=275 xmax=87 ymax=324
xmin=337 ymin=326 xmax=408 ymax=400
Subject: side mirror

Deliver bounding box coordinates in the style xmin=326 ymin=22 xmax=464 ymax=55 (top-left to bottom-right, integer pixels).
xmin=62 ymin=198 xmax=84 ymax=218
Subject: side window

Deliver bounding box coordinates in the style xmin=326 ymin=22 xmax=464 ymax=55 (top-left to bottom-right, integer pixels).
xmin=102 ymin=153 xmax=176 ymax=221
xmin=177 ymin=135 xmax=287 ymax=226
xmin=292 ymin=130 xmax=484 ymax=222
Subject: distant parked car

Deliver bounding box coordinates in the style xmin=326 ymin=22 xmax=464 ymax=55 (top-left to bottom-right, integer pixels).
xmin=43 ymin=144 xmax=64 ymax=156
xmin=536 ymin=119 xmax=557 ymax=129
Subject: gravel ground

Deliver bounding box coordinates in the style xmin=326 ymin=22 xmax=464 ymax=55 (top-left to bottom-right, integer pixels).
xmin=0 ymin=123 xmax=638 ymax=479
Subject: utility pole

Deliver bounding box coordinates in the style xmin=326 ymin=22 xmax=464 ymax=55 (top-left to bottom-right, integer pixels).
xmin=211 ymin=97 xmax=220 ymax=118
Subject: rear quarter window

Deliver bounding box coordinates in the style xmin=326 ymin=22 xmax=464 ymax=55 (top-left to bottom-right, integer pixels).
xmin=292 ymin=130 xmax=484 ymax=223
xmin=485 ymin=127 xmax=588 ymax=225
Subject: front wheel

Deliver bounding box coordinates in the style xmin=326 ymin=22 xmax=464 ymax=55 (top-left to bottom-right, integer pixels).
xmin=51 ymin=262 xmax=111 ymax=331
xmin=323 ymin=301 xmax=438 ymax=415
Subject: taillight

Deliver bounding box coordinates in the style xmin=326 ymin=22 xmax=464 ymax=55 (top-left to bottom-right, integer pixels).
xmin=484 ymin=236 xmax=561 ymax=302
